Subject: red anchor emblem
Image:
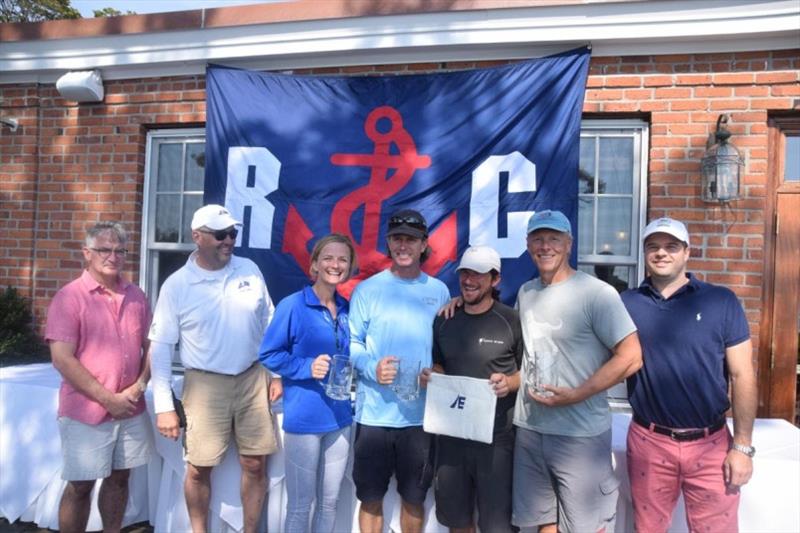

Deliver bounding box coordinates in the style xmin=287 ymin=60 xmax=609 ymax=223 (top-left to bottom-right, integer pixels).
xmin=283 ymin=106 xmax=457 ymax=297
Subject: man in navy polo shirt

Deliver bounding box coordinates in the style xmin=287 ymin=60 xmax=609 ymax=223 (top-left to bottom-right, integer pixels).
xmin=622 ymin=217 xmax=757 ymax=533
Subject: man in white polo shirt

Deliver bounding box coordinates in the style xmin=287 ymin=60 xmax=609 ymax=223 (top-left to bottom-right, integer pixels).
xmin=149 ymin=204 xmax=278 ymax=533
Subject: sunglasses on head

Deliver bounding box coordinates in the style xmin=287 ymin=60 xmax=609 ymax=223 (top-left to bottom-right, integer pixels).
xmin=388 ymin=215 xmax=426 ymax=230
xmin=198 ymin=228 xmax=238 ymax=241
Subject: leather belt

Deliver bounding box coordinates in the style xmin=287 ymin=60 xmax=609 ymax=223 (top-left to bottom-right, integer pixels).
xmin=185 ymin=362 xmax=257 ymax=377
xmin=633 ymin=414 xmax=726 ymax=442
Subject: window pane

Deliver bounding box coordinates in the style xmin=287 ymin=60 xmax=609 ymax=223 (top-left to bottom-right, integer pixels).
xmin=785 ymin=135 xmax=799 ymax=181
xmin=185 ymin=143 xmax=206 ymax=190
xmin=578 ymin=197 xmax=594 ymax=255
xmin=598 ymin=137 xmax=633 ymax=194
xmin=155 ymin=194 xmax=180 ymax=242
xmin=578 ymin=263 xmax=630 ymax=293
xmin=181 ymin=195 xmax=204 ymax=244
xmin=596 ymin=197 xmax=632 ymax=255
xmin=157 ymin=143 xmax=183 ymax=192
xmin=579 ymin=138 xmax=596 ymax=194
xmin=156 ymin=250 xmax=192 ymax=296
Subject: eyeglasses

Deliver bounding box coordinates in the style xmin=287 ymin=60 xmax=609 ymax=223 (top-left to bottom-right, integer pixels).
xmin=197 ymin=228 xmax=238 ymax=241
xmin=90 ymin=247 xmax=128 ymax=258
xmin=388 ymin=215 xmax=427 ymax=230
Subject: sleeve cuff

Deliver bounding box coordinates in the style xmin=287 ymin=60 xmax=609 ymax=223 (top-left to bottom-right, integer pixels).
xmin=153 ymin=389 xmax=174 ymax=414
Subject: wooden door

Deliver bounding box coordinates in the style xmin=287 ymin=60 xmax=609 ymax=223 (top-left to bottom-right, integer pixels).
xmin=760 ymin=117 xmax=800 ymax=423
xmin=767 ymin=193 xmax=800 ymax=421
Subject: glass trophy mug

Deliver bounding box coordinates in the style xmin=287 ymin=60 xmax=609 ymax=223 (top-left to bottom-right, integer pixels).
xmin=391 ymin=359 xmax=421 ymax=401
xmin=324 ymin=354 xmax=353 ymax=401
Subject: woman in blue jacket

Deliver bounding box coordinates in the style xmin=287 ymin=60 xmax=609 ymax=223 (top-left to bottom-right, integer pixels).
xmin=259 ymin=233 xmax=356 ymax=533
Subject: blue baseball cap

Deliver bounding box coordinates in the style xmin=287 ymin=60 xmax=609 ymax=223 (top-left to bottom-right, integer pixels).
xmin=526 ymin=210 xmax=572 ymax=236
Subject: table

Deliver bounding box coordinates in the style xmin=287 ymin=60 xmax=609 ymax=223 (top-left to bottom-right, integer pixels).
xmin=146 ymin=377 xmax=443 ymax=533
xmin=611 ymin=413 xmax=800 ymax=533
xmin=2 ymin=363 xmax=798 ymax=532
xmin=0 ymin=363 xmax=151 ymax=530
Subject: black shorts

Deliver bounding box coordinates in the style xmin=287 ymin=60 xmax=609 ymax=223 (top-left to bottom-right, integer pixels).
xmin=434 ymin=431 xmax=515 ymax=532
xmin=352 ymin=423 xmax=433 ymax=505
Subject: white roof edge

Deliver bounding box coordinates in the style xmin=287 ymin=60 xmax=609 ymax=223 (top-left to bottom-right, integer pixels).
xmin=1 ymin=0 xmax=798 ymax=84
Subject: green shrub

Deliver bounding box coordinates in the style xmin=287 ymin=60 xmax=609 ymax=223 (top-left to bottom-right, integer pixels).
xmin=0 ymin=286 xmax=48 ymax=365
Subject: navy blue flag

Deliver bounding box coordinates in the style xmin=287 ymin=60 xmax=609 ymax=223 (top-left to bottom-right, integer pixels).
xmin=205 ymin=47 xmax=590 ymax=303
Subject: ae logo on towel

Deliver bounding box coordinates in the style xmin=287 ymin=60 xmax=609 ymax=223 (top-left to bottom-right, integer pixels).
xmin=449 ymin=395 xmax=466 ymax=409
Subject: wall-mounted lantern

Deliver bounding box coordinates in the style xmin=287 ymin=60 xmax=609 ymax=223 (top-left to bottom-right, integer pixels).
xmin=701 ymin=114 xmax=743 ymax=203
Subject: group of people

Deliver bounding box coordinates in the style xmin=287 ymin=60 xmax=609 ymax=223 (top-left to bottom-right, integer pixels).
xmin=46 ymin=202 xmax=757 ymax=533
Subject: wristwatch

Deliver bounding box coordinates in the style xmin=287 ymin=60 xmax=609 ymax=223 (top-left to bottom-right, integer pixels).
xmin=731 ymin=443 xmax=756 ymax=457
xmin=136 ymin=380 xmax=147 ymax=393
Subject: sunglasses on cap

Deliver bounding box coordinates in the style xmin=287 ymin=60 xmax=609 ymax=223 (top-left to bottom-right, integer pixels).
xmin=197 ymin=228 xmax=238 ymax=241
xmin=388 ymin=214 xmax=426 ymax=230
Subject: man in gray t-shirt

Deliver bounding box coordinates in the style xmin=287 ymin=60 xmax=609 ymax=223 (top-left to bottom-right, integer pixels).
xmin=512 ymin=210 xmax=642 ymax=533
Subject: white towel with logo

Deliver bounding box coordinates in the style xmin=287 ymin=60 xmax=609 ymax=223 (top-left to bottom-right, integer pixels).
xmin=423 ymin=373 xmax=497 ymax=444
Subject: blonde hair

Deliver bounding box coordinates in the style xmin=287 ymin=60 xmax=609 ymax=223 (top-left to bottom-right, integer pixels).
xmin=309 ymin=233 xmax=358 ymax=280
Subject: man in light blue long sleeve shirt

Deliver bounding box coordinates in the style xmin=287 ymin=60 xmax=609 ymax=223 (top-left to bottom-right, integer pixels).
xmin=349 ymin=209 xmax=450 ymax=533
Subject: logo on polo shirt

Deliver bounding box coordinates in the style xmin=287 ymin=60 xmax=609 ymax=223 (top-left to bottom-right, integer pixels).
xmin=696 ymin=313 xmax=702 ymax=321
xmin=238 ymin=280 xmax=251 ymax=290
xmin=479 ymin=338 xmax=504 ymax=345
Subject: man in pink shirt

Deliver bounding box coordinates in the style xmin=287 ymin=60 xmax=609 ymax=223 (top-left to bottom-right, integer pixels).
xmin=46 ymin=221 xmax=153 ymax=533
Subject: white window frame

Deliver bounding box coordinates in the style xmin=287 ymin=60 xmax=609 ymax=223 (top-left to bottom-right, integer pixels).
xmin=578 ymin=118 xmax=649 ymax=288
xmin=140 ymin=128 xmax=206 ymax=308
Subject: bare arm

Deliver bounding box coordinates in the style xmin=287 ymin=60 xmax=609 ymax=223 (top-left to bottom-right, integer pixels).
xmin=533 ymin=332 xmax=642 ymax=407
xmin=723 ymin=339 xmax=757 ymax=487
xmin=50 ymin=341 xmax=137 ymax=418
xmin=136 ymin=338 xmax=151 ymax=386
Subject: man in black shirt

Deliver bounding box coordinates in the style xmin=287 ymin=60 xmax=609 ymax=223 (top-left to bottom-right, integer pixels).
xmin=422 ymin=245 xmax=523 ymax=533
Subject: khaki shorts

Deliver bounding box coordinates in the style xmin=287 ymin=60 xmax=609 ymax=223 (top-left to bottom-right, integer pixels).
xmin=183 ymin=363 xmax=277 ymax=466
xmin=59 ymin=412 xmax=153 ymax=481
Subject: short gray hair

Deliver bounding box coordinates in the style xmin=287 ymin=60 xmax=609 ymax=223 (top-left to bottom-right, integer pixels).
xmin=85 ymin=221 xmax=128 ymax=248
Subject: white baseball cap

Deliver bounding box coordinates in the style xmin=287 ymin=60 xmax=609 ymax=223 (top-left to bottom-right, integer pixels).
xmin=456 ymin=245 xmax=502 ymax=274
xmin=642 ymin=217 xmax=690 ymax=245
xmin=190 ymin=204 xmax=242 ymax=231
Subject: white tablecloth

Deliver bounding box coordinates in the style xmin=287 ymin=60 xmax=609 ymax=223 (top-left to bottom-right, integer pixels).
xmin=0 ymin=363 xmax=151 ymax=530
xmin=2 ymin=363 xmax=799 ymax=532
xmin=146 ymin=377 xmax=443 ymax=533
xmin=611 ymin=413 xmax=800 ymax=533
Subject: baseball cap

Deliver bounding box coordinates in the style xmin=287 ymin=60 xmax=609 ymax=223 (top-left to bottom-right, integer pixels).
xmin=642 ymin=217 xmax=689 ymax=245
xmin=386 ymin=209 xmax=428 ymax=239
xmin=456 ymin=245 xmax=501 ymax=274
xmin=190 ymin=204 xmax=242 ymax=231
xmin=526 ymin=210 xmax=572 ymax=236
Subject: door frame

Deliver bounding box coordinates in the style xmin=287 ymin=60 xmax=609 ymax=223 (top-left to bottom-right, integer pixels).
xmin=759 ymin=114 xmax=800 ymax=421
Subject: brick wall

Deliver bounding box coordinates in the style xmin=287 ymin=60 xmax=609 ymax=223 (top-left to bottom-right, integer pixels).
xmin=1 ymin=76 xmax=206 ymax=328
xmin=1 ymin=50 xmax=799 ymax=357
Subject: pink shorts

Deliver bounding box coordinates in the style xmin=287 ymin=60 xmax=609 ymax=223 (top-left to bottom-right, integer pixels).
xmin=626 ymin=421 xmax=739 ymax=533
